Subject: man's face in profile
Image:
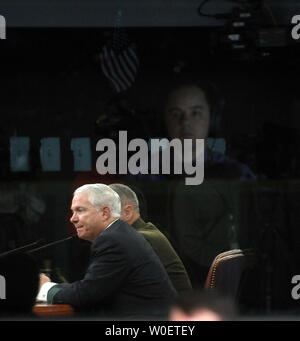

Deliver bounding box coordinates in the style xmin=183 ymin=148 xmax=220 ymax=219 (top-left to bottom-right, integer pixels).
xmin=164 ymin=85 xmax=211 ymax=142
xmin=70 ymin=192 xmax=104 ymax=242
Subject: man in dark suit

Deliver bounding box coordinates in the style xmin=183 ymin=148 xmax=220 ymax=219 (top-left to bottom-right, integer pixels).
xmin=109 ymin=183 xmax=192 ymax=294
xmin=37 ymin=183 xmax=177 ymax=319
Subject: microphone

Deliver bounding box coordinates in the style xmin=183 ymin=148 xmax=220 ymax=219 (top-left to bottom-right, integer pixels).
xmin=28 ymin=235 xmax=77 ymax=254
xmin=0 ymin=239 xmax=45 ymax=258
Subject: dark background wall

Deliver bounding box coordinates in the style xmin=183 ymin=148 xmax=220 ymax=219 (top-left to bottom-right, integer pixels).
xmin=1 ymin=1 xmax=300 ymax=313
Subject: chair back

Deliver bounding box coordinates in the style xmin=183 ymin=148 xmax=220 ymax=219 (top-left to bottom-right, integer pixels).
xmin=205 ymin=249 xmax=255 ymax=299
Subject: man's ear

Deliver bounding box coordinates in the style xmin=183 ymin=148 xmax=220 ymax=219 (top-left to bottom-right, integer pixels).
xmin=123 ymin=204 xmax=134 ymax=221
xmin=100 ymin=206 xmax=111 ymax=220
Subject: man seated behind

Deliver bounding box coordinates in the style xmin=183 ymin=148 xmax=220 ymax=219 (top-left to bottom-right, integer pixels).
xmin=109 ymin=183 xmax=192 ymax=294
xmin=37 ymin=184 xmax=177 ymax=319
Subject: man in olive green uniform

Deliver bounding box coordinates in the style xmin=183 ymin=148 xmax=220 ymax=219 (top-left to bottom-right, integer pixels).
xmin=109 ymin=183 xmax=192 ymax=294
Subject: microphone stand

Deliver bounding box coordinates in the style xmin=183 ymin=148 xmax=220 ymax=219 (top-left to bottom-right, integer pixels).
xmin=0 ymin=239 xmax=44 ymax=258
xmin=28 ymin=235 xmax=76 ymax=254
xmin=0 ymin=235 xmax=76 ymax=258
xmin=29 ymin=235 xmax=76 ymax=282
xmin=0 ymin=235 xmax=76 ymax=284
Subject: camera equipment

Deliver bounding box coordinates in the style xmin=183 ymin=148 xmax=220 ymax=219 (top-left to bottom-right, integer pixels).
xmin=198 ymin=0 xmax=290 ymax=61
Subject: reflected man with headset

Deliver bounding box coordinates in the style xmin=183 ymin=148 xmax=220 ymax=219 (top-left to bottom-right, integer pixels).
xmin=162 ymin=76 xmax=255 ymax=288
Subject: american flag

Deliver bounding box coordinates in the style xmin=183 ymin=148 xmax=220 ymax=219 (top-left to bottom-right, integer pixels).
xmin=100 ymin=10 xmax=139 ymax=93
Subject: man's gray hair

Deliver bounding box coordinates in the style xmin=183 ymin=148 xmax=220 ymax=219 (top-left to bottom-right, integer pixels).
xmin=74 ymin=183 xmax=121 ymax=218
xmin=109 ymin=184 xmax=139 ymax=211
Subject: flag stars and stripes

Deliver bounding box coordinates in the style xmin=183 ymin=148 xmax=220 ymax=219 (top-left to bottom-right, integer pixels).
xmin=100 ymin=43 xmax=139 ymax=93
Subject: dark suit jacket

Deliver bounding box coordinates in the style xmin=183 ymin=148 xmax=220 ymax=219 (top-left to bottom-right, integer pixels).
xmin=47 ymin=219 xmax=177 ymax=319
xmin=132 ymin=217 xmax=192 ymax=293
